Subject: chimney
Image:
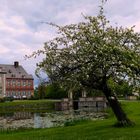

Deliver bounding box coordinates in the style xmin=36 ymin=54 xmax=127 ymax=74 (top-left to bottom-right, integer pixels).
xmin=14 ymin=61 xmax=19 ymax=68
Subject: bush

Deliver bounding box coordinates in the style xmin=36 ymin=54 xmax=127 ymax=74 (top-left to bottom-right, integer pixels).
xmin=0 ymin=98 xmax=5 ymax=103
xmin=28 ymin=95 xmax=39 ymax=100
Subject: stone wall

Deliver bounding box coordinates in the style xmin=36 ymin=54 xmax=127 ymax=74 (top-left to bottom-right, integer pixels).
xmin=55 ymin=97 xmax=107 ymax=111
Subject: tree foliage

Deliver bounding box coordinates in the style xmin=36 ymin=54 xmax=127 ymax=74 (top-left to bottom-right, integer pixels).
xmin=45 ymin=83 xmax=67 ymax=99
xmin=29 ymin=6 xmax=140 ymax=126
xmin=108 ymin=78 xmax=133 ymax=97
xmin=34 ymin=14 xmax=140 ymax=91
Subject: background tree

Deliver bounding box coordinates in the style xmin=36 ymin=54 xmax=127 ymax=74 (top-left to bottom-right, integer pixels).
xmin=45 ymin=83 xmax=67 ymax=99
xmin=34 ymin=82 xmax=67 ymax=99
xmin=37 ymin=83 xmax=47 ymax=99
xmin=108 ymin=78 xmax=133 ymax=98
xmin=34 ymin=87 xmax=39 ymax=99
xmin=29 ymin=6 xmax=140 ymax=126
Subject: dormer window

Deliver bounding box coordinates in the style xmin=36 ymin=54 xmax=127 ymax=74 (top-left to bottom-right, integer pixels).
xmin=22 ymin=75 xmax=25 ymax=78
xmin=11 ymin=74 xmax=16 ymax=77
xmin=9 ymin=69 xmax=12 ymax=73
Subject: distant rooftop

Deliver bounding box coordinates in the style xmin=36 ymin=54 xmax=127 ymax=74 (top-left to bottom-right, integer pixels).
xmin=0 ymin=61 xmax=33 ymax=79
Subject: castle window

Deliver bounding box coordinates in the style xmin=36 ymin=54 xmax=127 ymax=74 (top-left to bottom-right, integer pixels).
xmin=28 ymin=81 xmax=31 ymax=87
xmin=23 ymin=81 xmax=26 ymax=87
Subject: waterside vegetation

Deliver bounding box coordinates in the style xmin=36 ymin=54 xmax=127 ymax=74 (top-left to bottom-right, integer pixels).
xmin=0 ymin=99 xmax=58 ymax=113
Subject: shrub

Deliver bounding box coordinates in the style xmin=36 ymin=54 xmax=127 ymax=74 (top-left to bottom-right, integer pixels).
xmin=0 ymin=98 xmax=4 ymax=103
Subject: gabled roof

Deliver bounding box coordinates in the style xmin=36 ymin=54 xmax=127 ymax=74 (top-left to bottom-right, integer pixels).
xmin=0 ymin=63 xmax=33 ymax=79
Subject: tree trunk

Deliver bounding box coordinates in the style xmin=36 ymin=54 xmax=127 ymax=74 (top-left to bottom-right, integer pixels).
xmin=102 ymin=81 xmax=134 ymax=127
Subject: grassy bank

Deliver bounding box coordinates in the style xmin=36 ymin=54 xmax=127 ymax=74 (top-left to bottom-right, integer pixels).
xmin=0 ymin=99 xmax=59 ymax=113
xmin=0 ymin=101 xmax=140 ymax=139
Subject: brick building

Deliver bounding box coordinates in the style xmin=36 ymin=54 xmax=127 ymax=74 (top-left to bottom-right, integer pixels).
xmin=0 ymin=62 xmax=34 ymax=99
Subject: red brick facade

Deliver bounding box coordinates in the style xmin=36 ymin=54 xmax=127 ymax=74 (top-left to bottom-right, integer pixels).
xmin=6 ymin=78 xmax=34 ymax=98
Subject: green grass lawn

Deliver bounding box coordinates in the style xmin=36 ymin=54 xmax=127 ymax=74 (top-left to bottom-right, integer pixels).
xmin=0 ymin=101 xmax=140 ymax=140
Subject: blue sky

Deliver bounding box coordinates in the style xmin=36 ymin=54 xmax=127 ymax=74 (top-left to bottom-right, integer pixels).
xmin=0 ymin=0 xmax=140 ymax=86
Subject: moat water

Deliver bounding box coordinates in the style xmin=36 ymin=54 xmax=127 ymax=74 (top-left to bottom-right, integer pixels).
xmin=0 ymin=109 xmax=107 ymax=130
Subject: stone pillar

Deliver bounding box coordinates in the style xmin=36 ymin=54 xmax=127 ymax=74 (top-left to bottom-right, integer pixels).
xmin=82 ymin=89 xmax=87 ymax=97
xmin=0 ymin=68 xmax=6 ymax=97
xmin=68 ymin=90 xmax=73 ymax=110
xmin=68 ymin=90 xmax=73 ymax=99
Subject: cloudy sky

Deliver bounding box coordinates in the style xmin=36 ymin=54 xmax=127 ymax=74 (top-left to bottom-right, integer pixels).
xmin=0 ymin=0 xmax=140 ymax=86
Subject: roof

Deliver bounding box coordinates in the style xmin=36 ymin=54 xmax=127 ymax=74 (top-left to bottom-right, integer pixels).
xmin=0 ymin=63 xmax=33 ymax=79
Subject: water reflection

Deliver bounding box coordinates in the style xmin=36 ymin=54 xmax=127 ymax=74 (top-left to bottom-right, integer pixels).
xmin=34 ymin=113 xmax=54 ymax=128
xmin=0 ymin=109 xmax=107 ymax=130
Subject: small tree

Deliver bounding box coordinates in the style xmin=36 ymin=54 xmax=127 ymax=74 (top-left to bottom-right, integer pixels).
xmin=29 ymin=5 xmax=140 ymax=126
